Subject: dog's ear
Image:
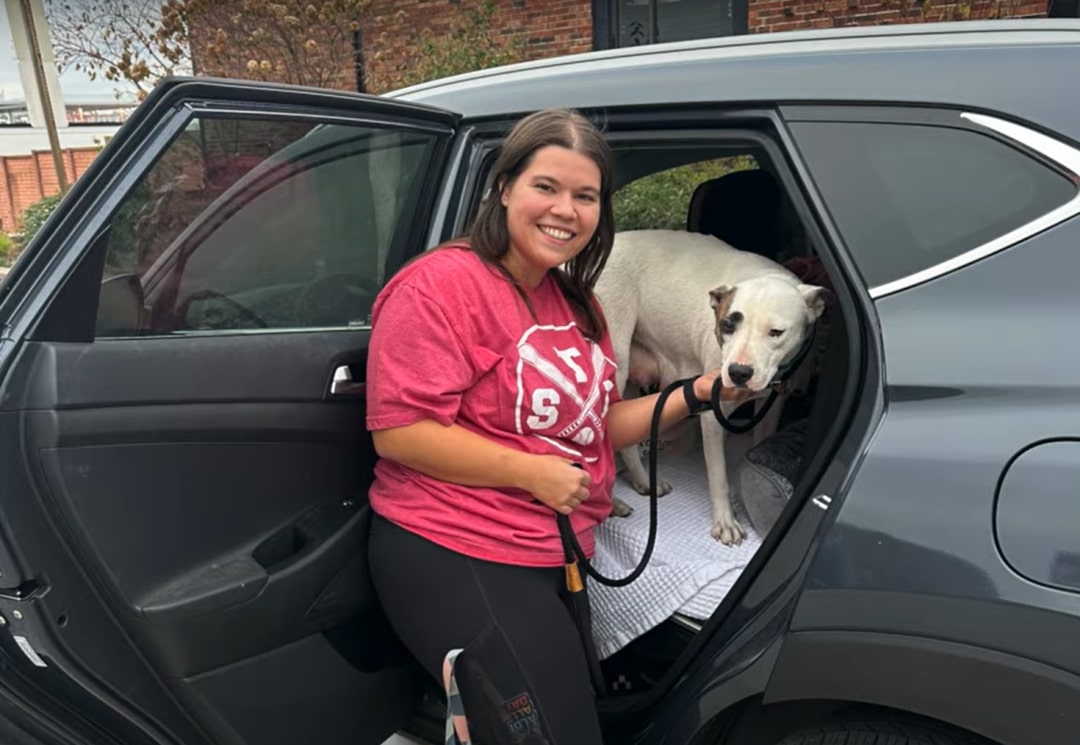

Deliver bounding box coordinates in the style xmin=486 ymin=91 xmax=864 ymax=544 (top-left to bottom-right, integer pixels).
xmin=798 ymin=284 xmax=829 ymax=321
xmin=709 ymin=285 xmax=734 ymax=310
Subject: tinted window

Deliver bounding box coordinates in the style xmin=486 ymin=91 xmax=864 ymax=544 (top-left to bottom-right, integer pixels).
xmin=95 ymin=115 xmax=439 ymax=337
xmin=790 ymin=121 xmax=1077 ymax=289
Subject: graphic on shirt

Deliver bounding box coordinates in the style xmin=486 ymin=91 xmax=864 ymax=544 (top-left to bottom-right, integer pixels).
xmin=515 ymin=323 xmax=616 ymax=462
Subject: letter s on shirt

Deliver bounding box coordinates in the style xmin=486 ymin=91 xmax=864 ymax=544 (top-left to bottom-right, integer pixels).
xmin=526 ymin=388 xmax=560 ymax=429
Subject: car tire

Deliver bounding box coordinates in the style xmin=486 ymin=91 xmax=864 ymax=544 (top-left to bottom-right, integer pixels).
xmin=775 ymin=713 xmax=992 ymax=745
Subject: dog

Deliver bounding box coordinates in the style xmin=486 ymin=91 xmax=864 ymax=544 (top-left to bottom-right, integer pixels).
xmin=594 ymin=229 xmax=827 ymax=545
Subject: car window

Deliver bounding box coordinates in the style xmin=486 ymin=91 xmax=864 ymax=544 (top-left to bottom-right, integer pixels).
xmin=95 ymin=115 xmax=440 ymax=337
xmin=613 ymin=155 xmax=757 ymax=231
xmin=789 ymin=121 xmax=1077 ymax=289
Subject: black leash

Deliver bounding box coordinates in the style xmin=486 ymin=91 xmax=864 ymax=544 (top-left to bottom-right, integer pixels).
xmin=554 ymin=336 xmax=816 ymax=695
xmin=555 ymin=376 xmax=684 ymax=589
xmin=557 ymin=332 xmax=815 ymax=586
xmin=555 ymin=376 xmax=685 ymax=697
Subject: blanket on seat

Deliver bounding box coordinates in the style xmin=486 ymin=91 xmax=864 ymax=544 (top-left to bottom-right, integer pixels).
xmin=588 ymin=446 xmax=764 ymax=660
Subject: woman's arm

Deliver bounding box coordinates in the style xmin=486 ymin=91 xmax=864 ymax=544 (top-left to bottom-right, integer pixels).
xmin=372 ymin=420 xmax=592 ymax=515
xmin=606 ymin=372 xmax=750 ymax=451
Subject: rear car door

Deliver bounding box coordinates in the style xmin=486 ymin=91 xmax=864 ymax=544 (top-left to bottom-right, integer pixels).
xmin=0 ymin=79 xmax=459 ymax=745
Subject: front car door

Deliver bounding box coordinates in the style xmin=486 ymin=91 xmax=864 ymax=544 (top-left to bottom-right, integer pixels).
xmin=0 ymin=79 xmax=459 ymax=745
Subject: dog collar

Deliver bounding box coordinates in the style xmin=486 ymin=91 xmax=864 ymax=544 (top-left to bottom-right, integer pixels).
xmin=770 ymin=332 xmax=815 ymax=386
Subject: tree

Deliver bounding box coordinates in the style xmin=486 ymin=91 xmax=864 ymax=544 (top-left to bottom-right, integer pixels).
xmin=46 ymin=0 xmax=184 ymax=98
xmin=46 ymin=0 xmax=371 ymax=98
xmin=168 ymin=0 xmax=370 ymax=90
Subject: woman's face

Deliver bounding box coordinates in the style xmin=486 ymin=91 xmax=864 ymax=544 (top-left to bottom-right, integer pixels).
xmin=500 ymin=145 xmax=602 ymax=288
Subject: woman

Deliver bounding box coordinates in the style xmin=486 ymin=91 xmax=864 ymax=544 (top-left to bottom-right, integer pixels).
xmin=366 ymin=107 xmax=745 ymax=744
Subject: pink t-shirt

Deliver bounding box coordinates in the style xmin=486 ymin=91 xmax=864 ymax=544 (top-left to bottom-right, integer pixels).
xmin=365 ymin=247 xmax=620 ymax=567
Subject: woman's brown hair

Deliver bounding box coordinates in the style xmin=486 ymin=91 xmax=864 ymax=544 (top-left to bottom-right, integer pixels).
xmin=455 ymin=107 xmax=616 ymax=342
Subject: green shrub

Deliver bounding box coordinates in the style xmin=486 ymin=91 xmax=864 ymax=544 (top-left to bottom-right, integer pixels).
xmin=372 ymin=1 xmax=525 ymax=92
xmin=613 ymin=156 xmax=756 ymax=232
xmin=20 ymin=193 xmax=63 ymax=244
xmin=0 ymin=231 xmax=14 ymax=266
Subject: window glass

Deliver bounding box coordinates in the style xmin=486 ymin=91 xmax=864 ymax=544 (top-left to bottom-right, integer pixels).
xmin=95 ymin=115 xmax=438 ymax=337
xmin=790 ymin=121 xmax=1077 ymax=289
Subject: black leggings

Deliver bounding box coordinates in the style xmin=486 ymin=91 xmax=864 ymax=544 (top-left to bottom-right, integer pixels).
xmin=368 ymin=513 xmax=604 ymax=745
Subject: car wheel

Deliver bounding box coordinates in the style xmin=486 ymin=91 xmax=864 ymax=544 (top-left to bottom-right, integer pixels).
xmin=775 ymin=714 xmax=992 ymax=745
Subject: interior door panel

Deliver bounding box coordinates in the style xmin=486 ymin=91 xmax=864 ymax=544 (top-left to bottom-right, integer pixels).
xmin=7 ymin=333 xmax=422 ymax=744
xmin=0 ymin=79 xmax=460 ymax=745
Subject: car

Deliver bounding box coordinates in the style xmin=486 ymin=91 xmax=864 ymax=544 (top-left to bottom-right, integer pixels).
xmin=1 ymin=17 xmax=1079 ymax=745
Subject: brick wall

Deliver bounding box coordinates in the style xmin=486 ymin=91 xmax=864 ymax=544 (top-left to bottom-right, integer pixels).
xmin=751 ymin=0 xmax=1045 ymax=33
xmin=186 ymin=1 xmax=1046 ymax=95
xmin=361 ymin=0 xmax=1044 ymax=88
xmin=0 ymin=148 xmax=97 ymax=234
xmin=183 ymin=0 xmax=595 ymax=94
xmin=362 ymin=0 xmax=593 ymax=92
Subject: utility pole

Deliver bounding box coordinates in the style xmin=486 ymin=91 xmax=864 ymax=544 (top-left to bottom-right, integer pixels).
xmin=7 ymin=0 xmax=70 ymax=194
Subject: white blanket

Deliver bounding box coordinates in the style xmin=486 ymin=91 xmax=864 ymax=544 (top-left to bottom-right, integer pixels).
xmin=588 ymin=446 xmax=762 ymax=659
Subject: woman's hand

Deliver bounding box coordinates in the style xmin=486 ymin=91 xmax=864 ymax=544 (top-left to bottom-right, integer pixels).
xmin=607 ymin=370 xmax=756 ymax=451
xmin=522 ymin=456 xmax=592 ymax=515
xmin=693 ymin=370 xmax=756 ymax=404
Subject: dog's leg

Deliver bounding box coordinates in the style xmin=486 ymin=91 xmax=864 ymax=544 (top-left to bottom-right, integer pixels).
xmin=604 ymin=308 xmax=641 ymax=518
xmin=618 ymin=440 xmax=672 ymax=497
xmin=610 ymin=497 xmax=635 ymax=518
xmin=611 ymin=343 xmax=672 ymax=515
xmin=611 ymin=412 xmax=642 ymax=516
xmin=701 ymin=414 xmax=745 ymax=546
xmin=613 ymin=388 xmax=673 ymax=510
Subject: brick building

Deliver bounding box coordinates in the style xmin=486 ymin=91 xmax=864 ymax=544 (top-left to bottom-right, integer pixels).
xmin=190 ymin=0 xmax=1058 ymax=96
xmin=358 ymin=0 xmax=1053 ymax=92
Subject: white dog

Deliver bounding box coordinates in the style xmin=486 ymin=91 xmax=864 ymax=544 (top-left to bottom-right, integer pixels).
xmin=594 ymin=230 xmax=827 ymax=545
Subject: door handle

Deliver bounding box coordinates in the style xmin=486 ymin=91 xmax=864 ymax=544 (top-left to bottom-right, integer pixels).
xmin=329 ymin=365 xmax=365 ymax=397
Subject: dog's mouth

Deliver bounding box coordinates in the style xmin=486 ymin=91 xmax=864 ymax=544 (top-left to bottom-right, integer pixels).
xmin=722 ymin=368 xmax=774 ymax=393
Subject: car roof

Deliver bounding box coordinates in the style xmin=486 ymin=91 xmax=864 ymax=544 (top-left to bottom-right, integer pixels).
xmin=388 ymin=20 xmax=1080 ymax=139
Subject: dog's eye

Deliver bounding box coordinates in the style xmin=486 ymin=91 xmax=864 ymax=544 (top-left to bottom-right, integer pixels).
xmin=769 ymin=329 xmax=785 ymax=338
xmin=720 ymin=320 xmax=736 ymax=334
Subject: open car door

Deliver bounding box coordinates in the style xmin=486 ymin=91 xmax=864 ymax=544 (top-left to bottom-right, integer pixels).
xmin=0 ymin=78 xmax=459 ymax=745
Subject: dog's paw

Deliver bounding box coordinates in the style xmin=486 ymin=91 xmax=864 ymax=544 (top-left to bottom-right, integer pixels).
xmin=630 ymin=478 xmax=671 ymax=497
xmin=610 ymin=497 xmax=634 ymax=518
xmin=710 ymin=516 xmax=746 ymax=546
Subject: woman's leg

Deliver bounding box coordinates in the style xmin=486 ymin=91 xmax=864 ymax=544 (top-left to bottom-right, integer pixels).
xmin=368 ymin=513 xmax=603 ymax=745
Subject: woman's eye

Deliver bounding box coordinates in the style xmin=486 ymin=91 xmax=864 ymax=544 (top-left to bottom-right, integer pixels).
xmin=577 ymin=193 xmax=597 ymax=203
xmin=769 ymin=329 xmax=785 ymax=338
xmin=535 ymin=183 xmax=554 ymax=193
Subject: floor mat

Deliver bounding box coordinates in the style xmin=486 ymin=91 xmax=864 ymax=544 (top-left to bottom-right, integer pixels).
xmin=588 ymin=438 xmax=763 ymax=659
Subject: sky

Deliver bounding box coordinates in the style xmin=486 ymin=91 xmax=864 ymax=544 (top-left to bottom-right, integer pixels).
xmin=0 ymin=4 xmax=139 ymax=103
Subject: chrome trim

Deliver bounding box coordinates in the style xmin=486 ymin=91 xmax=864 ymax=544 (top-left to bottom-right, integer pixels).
xmin=329 ymin=364 xmax=366 ymax=397
xmin=868 ymin=112 xmax=1080 ymax=299
xmin=671 ymin=614 xmax=704 ymax=632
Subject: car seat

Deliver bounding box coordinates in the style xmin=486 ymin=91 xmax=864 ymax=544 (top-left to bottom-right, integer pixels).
xmin=685 ymin=168 xmax=789 ymax=261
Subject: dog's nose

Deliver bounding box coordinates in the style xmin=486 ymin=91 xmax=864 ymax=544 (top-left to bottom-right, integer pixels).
xmin=728 ymin=364 xmax=753 ymax=387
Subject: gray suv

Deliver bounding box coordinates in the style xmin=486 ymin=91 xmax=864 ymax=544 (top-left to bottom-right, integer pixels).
xmin=0 ymin=18 xmax=1078 ymax=745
